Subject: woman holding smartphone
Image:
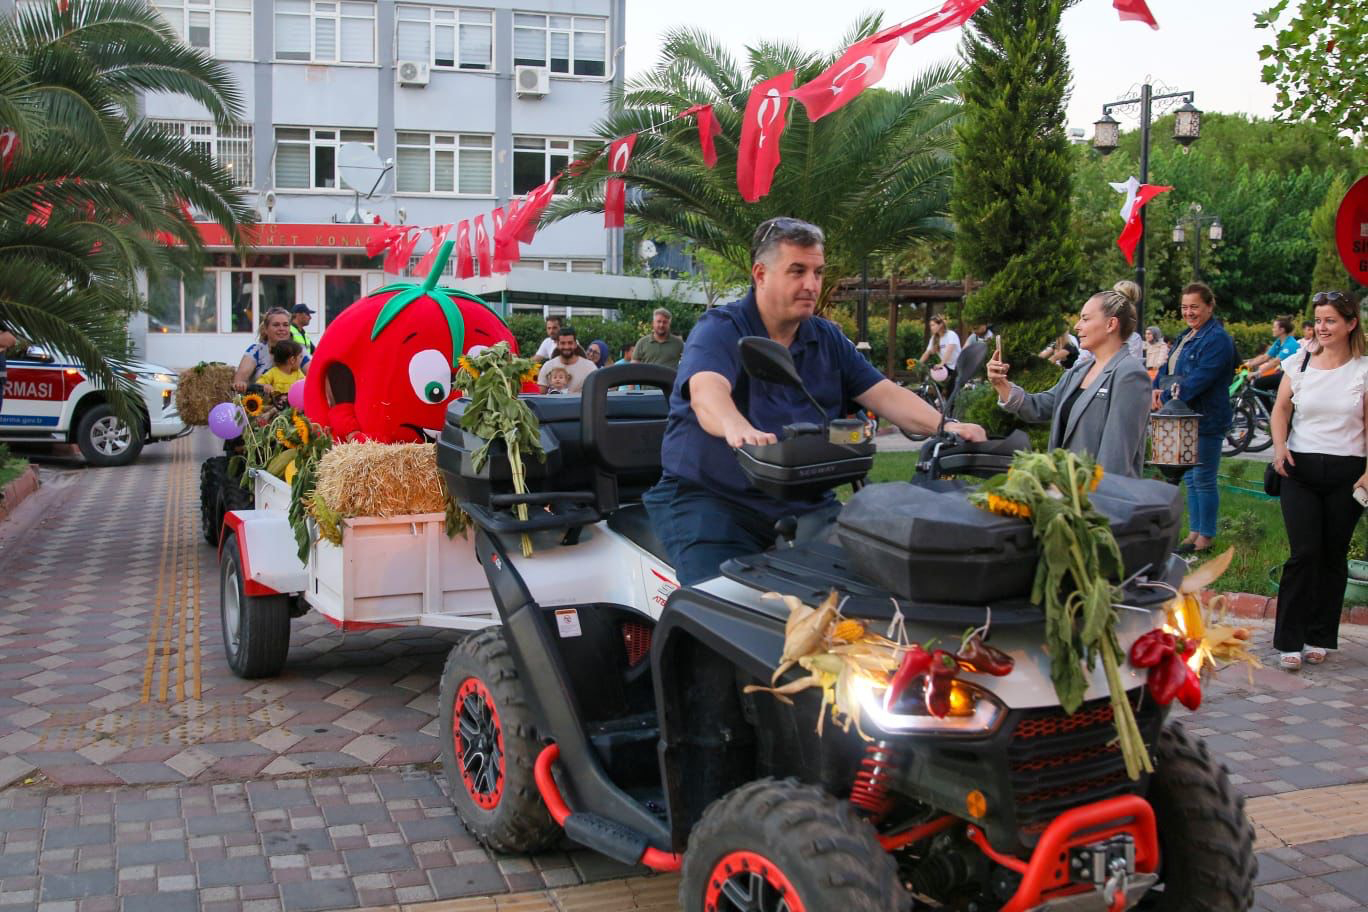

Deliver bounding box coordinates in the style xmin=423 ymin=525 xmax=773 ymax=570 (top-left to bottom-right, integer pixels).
xmin=986 ymin=283 xmax=1151 ymax=476
xmin=1269 ymin=290 xmax=1368 ymax=670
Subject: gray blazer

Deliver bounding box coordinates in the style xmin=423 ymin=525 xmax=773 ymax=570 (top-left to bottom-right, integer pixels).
xmin=1000 ymin=349 xmax=1152 ymax=477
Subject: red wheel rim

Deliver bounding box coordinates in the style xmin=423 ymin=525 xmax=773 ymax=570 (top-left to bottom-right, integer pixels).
xmin=703 ymin=850 xmax=806 ymax=912
xmin=453 ymin=677 xmax=504 ymax=810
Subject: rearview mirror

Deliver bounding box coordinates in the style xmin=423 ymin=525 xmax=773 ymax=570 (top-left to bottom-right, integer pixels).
xmin=954 ymin=339 xmax=989 ymax=394
xmin=739 ymin=336 xmax=802 ymax=388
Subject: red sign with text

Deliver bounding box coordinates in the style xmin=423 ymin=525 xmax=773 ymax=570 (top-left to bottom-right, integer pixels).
xmin=1335 ymin=175 xmax=1368 ymax=285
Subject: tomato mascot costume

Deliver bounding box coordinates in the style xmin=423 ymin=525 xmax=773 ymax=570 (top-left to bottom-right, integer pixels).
xmin=303 ymin=240 xmax=519 ymax=443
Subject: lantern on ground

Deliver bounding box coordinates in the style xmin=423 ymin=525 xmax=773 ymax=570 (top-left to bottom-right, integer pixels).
xmin=1149 ymin=391 xmax=1202 ymax=475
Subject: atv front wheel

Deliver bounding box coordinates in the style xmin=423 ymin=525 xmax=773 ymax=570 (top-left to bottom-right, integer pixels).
xmin=1140 ymin=720 xmax=1256 ymax=911
xmin=679 ymin=778 xmax=906 ymax=912
xmin=438 ymin=628 xmax=559 ymax=854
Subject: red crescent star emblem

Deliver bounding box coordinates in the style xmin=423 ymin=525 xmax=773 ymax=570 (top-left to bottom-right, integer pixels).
xmin=756 ymin=89 xmax=782 ymax=147
xmin=830 ymin=55 xmax=874 ymax=96
xmin=612 ymin=144 xmax=631 ymax=171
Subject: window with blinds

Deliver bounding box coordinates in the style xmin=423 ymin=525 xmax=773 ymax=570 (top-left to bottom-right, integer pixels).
xmin=149 ymin=120 xmax=255 ymax=188
xmin=153 ymin=0 xmax=253 ymax=60
xmin=395 ymin=6 xmax=492 ymax=70
xmin=394 ymin=132 xmax=492 ymax=195
xmin=275 ymin=0 xmax=374 ymax=63
xmin=512 ymin=13 xmax=606 ymax=76
xmin=274 ymin=127 xmax=374 ymax=189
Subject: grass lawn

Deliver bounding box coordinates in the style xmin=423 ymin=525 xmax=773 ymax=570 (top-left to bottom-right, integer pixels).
xmin=851 ymin=452 xmax=1329 ymax=597
xmin=0 ymin=444 xmax=27 ymax=489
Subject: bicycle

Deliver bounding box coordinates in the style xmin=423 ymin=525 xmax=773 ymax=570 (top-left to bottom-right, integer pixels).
xmin=1223 ymin=367 xmax=1275 ymax=456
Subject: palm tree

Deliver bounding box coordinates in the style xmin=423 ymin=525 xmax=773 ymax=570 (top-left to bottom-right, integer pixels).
xmin=544 ymin=15 xmax=962 ymax=309
xmin=0 ymin=0 xmax=253 ymax=401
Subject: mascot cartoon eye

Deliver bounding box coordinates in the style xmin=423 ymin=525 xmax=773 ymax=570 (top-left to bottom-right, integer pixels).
xmin=408 ymin=349 xmax=452 ymax=404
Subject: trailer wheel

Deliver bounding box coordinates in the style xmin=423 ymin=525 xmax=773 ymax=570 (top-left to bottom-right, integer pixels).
xmin=75 ymin=403 xmax=143 ymax=467
xmin=680 ymin=778 xmax=907 ymax=912
xmin=219 ymin=532 xmax=291 ymax=678
xmin=200 ymin=456 xmax=252 ymax=546
xmin=439 ymin=628 xmax=558 ymax=854
xmin=1138 ymin=721 xmax=1256 ymax=911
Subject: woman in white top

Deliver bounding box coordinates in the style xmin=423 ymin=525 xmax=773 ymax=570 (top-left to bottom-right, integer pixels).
xmin=920 ymin=315 xmax=962 ymax=386
xmin=1269 ymin=290 xmax=1368 ymax=670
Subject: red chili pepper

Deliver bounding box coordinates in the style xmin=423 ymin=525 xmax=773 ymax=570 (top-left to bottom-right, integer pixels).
xmin=1129 ymin=630 xmax=1176 ymax=668
xmin=1177 ymin=666 xmax=1202 ymax=711
xmin=925 ymin=674 xmax=953 ymax=718
xmin=955 ymin=634 xmax=1014 ymax=676
xmin=1180 ymin=638 xmax=1198 ymax=660
xmin=1145 ymin=652 xmax=1188 ymax=705
xmin=884 ymin=644 xmax=933 ymax=711
xmin=930 ymin=649 xmax=960 ymax=676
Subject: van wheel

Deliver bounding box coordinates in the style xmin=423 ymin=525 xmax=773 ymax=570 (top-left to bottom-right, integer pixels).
xmin=680 ymin=778 xmax=907 ymax=912
xmin=220 ymin=532 xmax=290 ymax=678
xmin=439 ymin=629 xmax=559 ymax=854
xmin=76 ymin=403 xmax=143 ymax=467
xmin=1138 ymin=721 xmax=1256 ymax=910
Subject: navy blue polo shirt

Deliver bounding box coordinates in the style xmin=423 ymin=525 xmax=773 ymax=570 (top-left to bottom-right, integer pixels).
xmin=660 ymin=290 xmax=885 ymax=519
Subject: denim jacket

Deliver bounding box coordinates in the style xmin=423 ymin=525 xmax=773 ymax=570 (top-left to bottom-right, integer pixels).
xmin=1153 ymin=319 xmax=1236 ymax=436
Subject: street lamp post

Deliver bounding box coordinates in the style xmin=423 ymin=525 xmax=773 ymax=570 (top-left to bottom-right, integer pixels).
xmin=1092 ymin=84 xmax=1202 ymax=328
xmin=1172 ymin=202 xmax=1223 ymax=281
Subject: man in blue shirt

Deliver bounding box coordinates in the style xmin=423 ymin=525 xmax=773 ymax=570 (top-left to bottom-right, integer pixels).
xmin=1244 ymin=315 xmax=1299 ymax=393
xmin=643 ymin=217 xmax=986 ymax=585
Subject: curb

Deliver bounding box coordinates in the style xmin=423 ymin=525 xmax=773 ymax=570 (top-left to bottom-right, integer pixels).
xmin=0 ymin=464 xmax=39 ymax=522
xmin=1201 ymin=589 xmax=1368 ymax=626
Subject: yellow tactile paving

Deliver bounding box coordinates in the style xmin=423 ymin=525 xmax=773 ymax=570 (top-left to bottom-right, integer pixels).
xmin=1245 ymin=781 xmax=1368 ymax=847
xmin=141 ymin=435 xmax=202 ymax=703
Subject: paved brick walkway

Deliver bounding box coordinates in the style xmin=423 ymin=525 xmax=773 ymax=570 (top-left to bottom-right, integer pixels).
xmin=0 ymin=430 xmax=1366 ymax=911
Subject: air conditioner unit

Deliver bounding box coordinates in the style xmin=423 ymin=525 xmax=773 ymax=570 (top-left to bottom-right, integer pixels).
xmin=515 ymin=65 xmax=549 ymax=98
xmin=397 ymin=60 xmax=430 ymax=87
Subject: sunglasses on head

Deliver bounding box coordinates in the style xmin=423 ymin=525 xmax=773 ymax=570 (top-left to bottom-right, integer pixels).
xmin=756 ymin=217 xmax=807 ymax=248
xmin=1313 ymin=291 xmax=1350 ymax=306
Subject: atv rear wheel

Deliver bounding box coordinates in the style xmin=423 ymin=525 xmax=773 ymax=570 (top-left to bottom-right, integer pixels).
xmin=679 ymin=778 xmax=906 ymax=912
xmin=438 ymin=628 xmax=558 ymax=854
xmin=201 ymin=456 xmax=252 ymax=546
xmin=1139 ymin=721 xmax=1256 ymax=911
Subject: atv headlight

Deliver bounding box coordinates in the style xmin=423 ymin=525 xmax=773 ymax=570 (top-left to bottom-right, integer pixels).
xmin=854 ymin=676 xmax=1005 ymax=735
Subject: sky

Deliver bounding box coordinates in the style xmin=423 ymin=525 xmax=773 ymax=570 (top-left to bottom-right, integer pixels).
xmin=624 ymin=0 xmax=1282 ymax=136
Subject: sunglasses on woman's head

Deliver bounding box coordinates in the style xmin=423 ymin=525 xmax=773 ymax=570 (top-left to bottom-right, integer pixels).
xmin=1313 ymin=291 xmax=1349 ymax=306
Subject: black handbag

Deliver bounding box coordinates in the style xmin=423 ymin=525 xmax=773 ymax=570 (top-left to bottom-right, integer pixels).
xmin=1263 ymin=351 xmax=1312 ymax=497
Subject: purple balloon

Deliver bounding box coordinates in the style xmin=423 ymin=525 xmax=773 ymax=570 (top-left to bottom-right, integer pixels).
xmin=208 ymin=402 xmax=245 ymax=440
xmin=287 ymin=379 xmax=307 ymax=412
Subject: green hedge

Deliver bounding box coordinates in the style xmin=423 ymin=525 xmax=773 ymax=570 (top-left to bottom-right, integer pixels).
xmin=825 ymin=310 xmax=926 ymax=369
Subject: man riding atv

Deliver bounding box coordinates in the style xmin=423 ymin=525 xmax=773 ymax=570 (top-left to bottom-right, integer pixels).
xmin=643 ymin=216 xmax=987 ymax=584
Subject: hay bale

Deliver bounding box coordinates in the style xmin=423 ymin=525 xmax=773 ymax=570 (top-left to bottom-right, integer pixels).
xmin=313 ymin=442 xmax=448 ymax=518
xmin=176 ymin=362 xmax=236 ymax=425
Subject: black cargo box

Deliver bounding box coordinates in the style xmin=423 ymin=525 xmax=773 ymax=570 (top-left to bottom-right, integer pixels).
xmin=836 ymin=475 xmax=1181 ymax=604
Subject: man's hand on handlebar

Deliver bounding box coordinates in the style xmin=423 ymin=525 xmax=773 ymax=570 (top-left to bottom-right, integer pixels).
xmin=944 ymin=421 xmax=987 ymax=443
xmin=723 ymin=418 xmax=778 ymax=448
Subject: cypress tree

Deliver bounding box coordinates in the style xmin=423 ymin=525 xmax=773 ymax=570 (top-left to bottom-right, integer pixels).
xmin=1306 ymin=174 xmax=1365 ymax=307
xmin=953 ymin=0 xmax=1083 ymax=365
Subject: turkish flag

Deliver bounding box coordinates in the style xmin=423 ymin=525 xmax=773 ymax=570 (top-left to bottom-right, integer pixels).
xmin=1112 ymin=178 xmax=1172 ymax=264
xmin=737 ymin=70 xmax=795 ymax=203
xmin=678 ymin=104 xmax=721 ymax=168
xmin=603 ymin=134 xmax=638 ymax=228
xmin=413 ymin=224 xmax=451 ymax=278
xmin=895 ymin=0 xmax=989 ymax=44
xmin=455 ymin=220 xmax=474 ymax=279
xmin=509 ymin=177 xmax=558 ymax=244
xmin=1114 ymin=0 xmax=1159 ymax=29
xmin=490 ymin=208 xmax=512 ymax=273
xmin=789 ymin=24 xmax=905 ymax=121
xmin=474 ymin=214 xmax=492 ymax=277
xmin=0 ymin=128 xmax=20 ymax=173
xmin=494 ymin=198 xmax=522 ymax=269
xmin=383 ymin=226 xmax=423 ymax=275
xmin=365 ymin=223 xmax=403 ymax=257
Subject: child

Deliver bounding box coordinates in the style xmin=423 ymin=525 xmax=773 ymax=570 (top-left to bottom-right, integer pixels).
xmin=545 ymin=365 xmax=571 ymax=394
xmin=259 ymin=339 xmax=305 ymax=400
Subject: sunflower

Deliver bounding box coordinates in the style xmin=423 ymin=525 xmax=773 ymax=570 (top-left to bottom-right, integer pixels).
xmin=985 ymin=492 xmax=1032 ymax=520
xmin=241 ymin=393 xmax=265 ymax=416
xmin=458 ymin=355 xmax=480 ymax=379
xmin=520 ymin=366 xmax=539 ymax=385
xmin=292 ymin=413 xmax=310 ymax=445
xmin=905 ymin=358 xmax=916 ymax=370
xmin=1090 ymin=464 xmax=1104 ymax=492
xmin=274 ymin=428 xmax=297 ymax=450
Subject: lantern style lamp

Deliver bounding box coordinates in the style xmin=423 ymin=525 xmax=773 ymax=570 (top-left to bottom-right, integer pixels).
xmin=1149 ymin=388 xmax=1202 ymax=472
xmin=1173 ymin=102 xmax=1202 ymax=147
xmin=1171 ymin=223 xmax=1186 ymax=245
xmin=1093 ymin=113 xmax=1120 ymax=155
xmin=1208 ymin=218 xmax=1223 ymax=242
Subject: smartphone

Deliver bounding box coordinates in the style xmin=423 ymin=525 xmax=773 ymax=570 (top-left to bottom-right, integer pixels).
xmin=1354 ymin=486 xmax=1368 ymax=508
xmin=994 ymin=335 xmax=1003 ymax=360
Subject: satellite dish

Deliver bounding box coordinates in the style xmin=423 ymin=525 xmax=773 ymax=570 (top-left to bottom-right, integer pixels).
xmin=337 ymin=142 xmax=387 ymax=197
xmin=637 ymin=239 xmax=658 ymax=261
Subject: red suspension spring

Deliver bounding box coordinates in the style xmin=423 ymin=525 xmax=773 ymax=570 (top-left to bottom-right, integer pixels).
xmin=850 ymin=740 xmax=898 ymax=817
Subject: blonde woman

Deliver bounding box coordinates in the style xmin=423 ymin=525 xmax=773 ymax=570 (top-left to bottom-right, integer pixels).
xmin=919 ymin=315 xmax=962 ymax=386
xmin=233 ymin=308 xmax=308 ymax=392
xmin=1270 ymin=291 xmax=1368 ymax=670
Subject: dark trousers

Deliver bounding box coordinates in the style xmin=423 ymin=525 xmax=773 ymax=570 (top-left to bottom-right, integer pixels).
xmin=1252 ymin=371 xmax=1282 ymax=394
xmin=642 ymin=475 xmax=839 ymax=586
xmin=1274 ymin=451 xmax=1366 ymax=652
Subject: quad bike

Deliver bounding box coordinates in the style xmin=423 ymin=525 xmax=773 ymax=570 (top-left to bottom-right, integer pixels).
xmin=432 ymin=341 xmax=1256 ymax=912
